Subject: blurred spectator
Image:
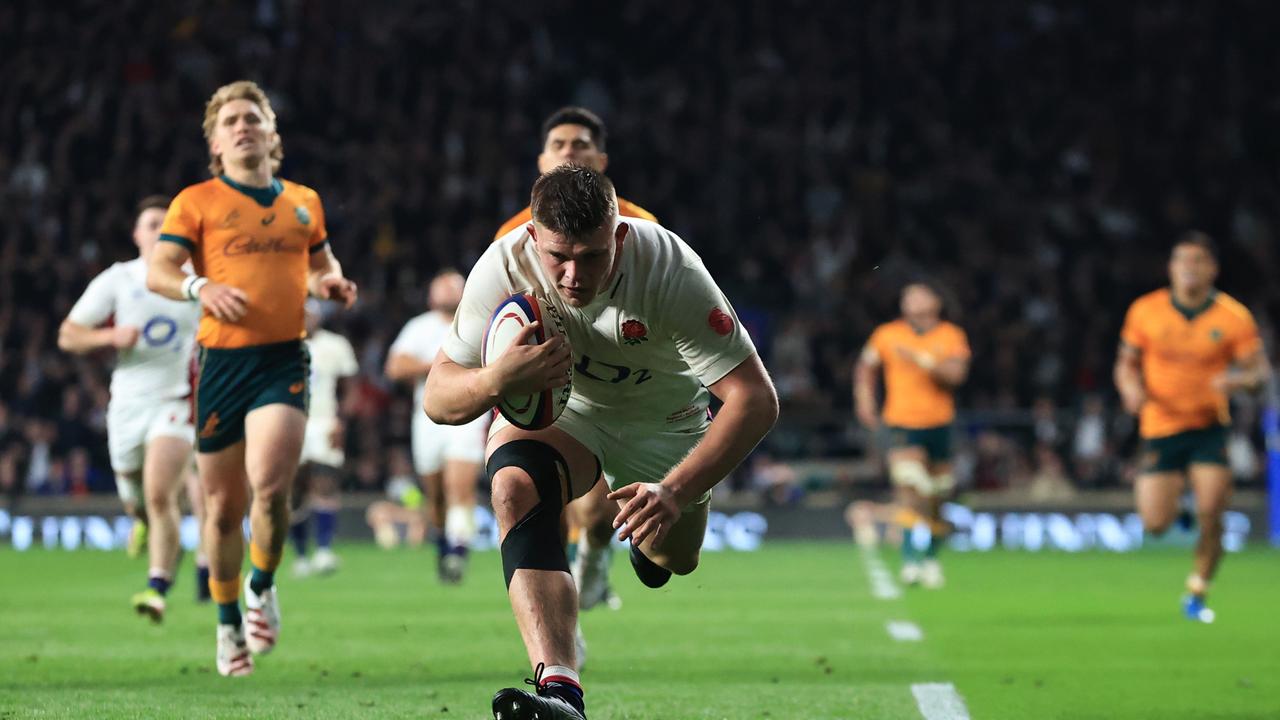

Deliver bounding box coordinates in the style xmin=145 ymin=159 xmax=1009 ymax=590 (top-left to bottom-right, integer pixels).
xmin=2 ymin=1 xmax=1277 ymax=497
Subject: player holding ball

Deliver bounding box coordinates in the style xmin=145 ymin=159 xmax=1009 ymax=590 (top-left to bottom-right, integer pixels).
xmin=424 ymin=165 xmax=777 ymax=720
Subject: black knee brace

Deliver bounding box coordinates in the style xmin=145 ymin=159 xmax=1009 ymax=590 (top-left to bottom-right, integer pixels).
xmin=487 ymin=440 xmax=571 ymax=588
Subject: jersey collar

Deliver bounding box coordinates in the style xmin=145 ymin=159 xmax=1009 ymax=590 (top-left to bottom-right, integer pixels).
xmin=1170 ymin=289 xmax=1217 ymax=321
xmin=218 ymin=174 xmax=284 ymax=208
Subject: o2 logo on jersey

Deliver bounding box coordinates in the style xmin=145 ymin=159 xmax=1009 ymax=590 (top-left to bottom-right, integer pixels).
xmin=142 ymin=316 xmax=179 ymax=348
xmin=575 ymin=355 xmax=651 ymax=385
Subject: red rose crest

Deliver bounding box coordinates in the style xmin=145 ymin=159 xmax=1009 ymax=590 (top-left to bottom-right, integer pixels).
xmin=621 ymin=319 xmax=648 ymax=345
xmin=708 ymin=308 xmax=734 ymax=336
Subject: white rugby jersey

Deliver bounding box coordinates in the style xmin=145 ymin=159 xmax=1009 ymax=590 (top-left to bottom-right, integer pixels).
xmin=442 ymin=218 xmax=756 ymax=428
xmin=67 ymin=257 xmax=200 ymax=402
xmin=305 ymin=328 xmax=359 ymax=421
xmin=390 ymin=310 xmax=453 ymax=411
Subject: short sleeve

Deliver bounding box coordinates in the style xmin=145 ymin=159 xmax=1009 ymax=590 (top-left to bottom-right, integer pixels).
xmin=308 ymin=193 xmax=328 ymax=251
xmin=1119 ymin=300 xmax=1148 ymax=350
xmin=1230 ymin=309 xmax=1262 ymax=361
xmin=441 ymin=243 xmax=515 ymax=368
xmin=159 ymin=189 xmax=202 ymax=251
xmin=862 ymin=326 xmax=887 ymax=365
xmin=390 ymin=318 xmax=426 ymax=359
xmin=665 ymin=260 xmax=757 ymax=387
xmin=66 ymin=267 xmax=118 ymax=326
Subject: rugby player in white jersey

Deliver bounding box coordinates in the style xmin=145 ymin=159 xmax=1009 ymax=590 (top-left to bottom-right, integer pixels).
xmin=386 ymin=269 xmax=487 ymax=584
xmin=290 ymin=302 xmax=358 ymax=577
xmin=58 ymin=195 xmax=207 ymax=621
xmin=425 ymin=166 xmax=778 ymax=720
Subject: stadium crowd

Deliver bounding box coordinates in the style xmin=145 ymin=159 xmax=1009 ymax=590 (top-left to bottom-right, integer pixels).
xmin=3 ymin=1 xmax=1279 ymax=502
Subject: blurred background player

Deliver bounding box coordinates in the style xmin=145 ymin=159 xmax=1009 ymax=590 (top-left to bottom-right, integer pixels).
xmin=855 ymin=282 xmax=971 ymax=588
xmin=148 ymin=80 xmax=357 ymax=676
xmin=290 ymin=301 xmax=359 ymax=577
xmin=58 ymin=194 xmax=207 ymax=621
xmin=1114 ymin=232 xmax=1270 ymax=623
xmin=385 ymin=269 xmax=485 ymax=584
xmin=496 ymin=106 xmax=657 ymax=617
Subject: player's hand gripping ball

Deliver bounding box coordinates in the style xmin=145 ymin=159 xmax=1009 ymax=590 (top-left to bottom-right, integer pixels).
xmin=482 ymin=293 xmax=573 ymax=430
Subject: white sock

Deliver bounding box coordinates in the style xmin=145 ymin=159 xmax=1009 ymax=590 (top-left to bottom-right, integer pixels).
xmin=445 ymin=505 xmax=476 ymax=548
xmin=541 ymin=664 xmax=581 ymax=689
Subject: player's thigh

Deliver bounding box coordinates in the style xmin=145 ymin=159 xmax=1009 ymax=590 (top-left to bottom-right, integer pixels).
xmin=1187 ymin=463 xmax=1233 ymax=518
xmin=570 ymin=477 xmax=614 ymax=529
xmin=639 ymin=497 xmax=709 ymax=575
xmin=1134 ymin=472 xmax=1185 ymax=530
xmin=487 ymin=418 xmax=602 ymax=504
xmin=142 ymin=435 xmax=193 ymax=502
xmin=243 ymin=403 xmax=307 ymax=495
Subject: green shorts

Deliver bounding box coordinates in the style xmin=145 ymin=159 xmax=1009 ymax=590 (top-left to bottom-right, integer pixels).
xmin=886 ymin=424 xmax=953 ymax=463
xmin=195 ymin=340 xmax=309 ymax=453
xmin=1140 ymin=425 xmax=1228 ymax=474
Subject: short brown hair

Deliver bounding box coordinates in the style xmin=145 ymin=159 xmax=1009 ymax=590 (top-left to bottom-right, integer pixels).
xmin=542 ymin=107 xmax=607 ymax=151
xmin=202 ymin=80 xmax=283 ymax=177
xmin=1173 ymin=230 xmax=1218 ymax=261
xmin=136 ymin=195 xmax=170 ymax=215
xmin=530 ymin=165 xmax=617 ymax=238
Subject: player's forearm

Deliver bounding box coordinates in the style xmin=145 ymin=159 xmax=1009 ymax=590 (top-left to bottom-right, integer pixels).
xmin=57 ymin=322 xmax=115 ymax=354
xmin=929 ymin=359 xmax=968 ymax=389
xmin=422 ymin=358 xmax=500 ymax=425
xmin=146 ymin=256 xmax=192 ymax=300
xmin=1113 ymin=360 xmax=1143 ymax=397
xmin=307 ymin=253 xmax=344 ymax=296
xmin=662 ymin=388 xmax=779 ymax=506
xmin=853 ymin=364 xmax=878 ymax=416
xmin=384 ymin=354 xmax=431 ymax=383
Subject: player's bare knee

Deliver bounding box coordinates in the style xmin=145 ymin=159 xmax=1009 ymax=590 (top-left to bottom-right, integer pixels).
xmin=489 ymin=466 xmax=539 ymax=527
xmin=1143 ymin=516 xmax=1174 ymax=535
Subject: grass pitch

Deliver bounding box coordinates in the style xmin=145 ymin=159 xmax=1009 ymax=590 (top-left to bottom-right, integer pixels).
xmin=1 ymin=542 xmax=1277 ymax=718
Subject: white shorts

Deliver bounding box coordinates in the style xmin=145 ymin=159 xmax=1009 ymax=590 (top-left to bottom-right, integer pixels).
xmin=412 ymin=411 xmax=488 ymax=476
xmin=490 ymin=406 xmax=712 ymax=507
xmin=301 ymin=416 xmax=344 ymax=468
xmin=107 ymin=398 xmax=195 ymax=475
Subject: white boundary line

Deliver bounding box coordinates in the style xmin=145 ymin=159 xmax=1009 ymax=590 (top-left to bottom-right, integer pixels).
xmin=885 ymin=620 xmax=923 ymax=642
xmin=856 ymin=547 xmax=973 ymax=718
xmin=911 ymin=683 xmax=972 ymax=720
xmin=860 ymin=546 xmax=902 ymax=600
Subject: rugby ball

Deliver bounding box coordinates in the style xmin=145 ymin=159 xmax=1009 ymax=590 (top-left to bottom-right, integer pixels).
xmin=481 ymin=293 xmax=572 ymax=430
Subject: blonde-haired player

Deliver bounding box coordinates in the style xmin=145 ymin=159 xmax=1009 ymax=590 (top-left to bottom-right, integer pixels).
xmin=147 ymin=80 xmax=357 ymax=676
xmin=855 ymin=282 xmax=970 ymax=589
xmin=1115 ymin=232 xmax=1269 ymax=623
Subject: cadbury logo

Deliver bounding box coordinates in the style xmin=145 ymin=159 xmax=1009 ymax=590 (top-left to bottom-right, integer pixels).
xmin=223 ymin=235 xmax=304 ymax=257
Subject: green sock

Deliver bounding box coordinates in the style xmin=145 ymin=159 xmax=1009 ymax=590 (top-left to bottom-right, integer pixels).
xmin=218 ymin=602 xmax=242 ymax=626
xmin=901 ymin=531 xmax=920 ymax=563
xmin=249 ymin=566 xmax=274 ymax=595
xmin=925 ymin=534 xmax=941 ymax=559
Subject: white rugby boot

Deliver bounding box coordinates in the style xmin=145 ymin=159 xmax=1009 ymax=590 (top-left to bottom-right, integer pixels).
xmin=216 ymin=624 xmax=254 ymax=677
xmin=243 ymin=576 xmax=280 ymax=655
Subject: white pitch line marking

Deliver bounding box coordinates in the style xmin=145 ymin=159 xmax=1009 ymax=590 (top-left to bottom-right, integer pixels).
xmin=886 ymin=620 xmax=923 ymax=642
xmin=860 ymin=546 xmax=902 ymax=599
xmin=911 ymin=682 xmax=971 ymax=720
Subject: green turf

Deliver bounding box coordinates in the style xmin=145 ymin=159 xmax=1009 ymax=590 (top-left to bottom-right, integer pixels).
xmin=0 ymin=542 xmax=1276 ymax=718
